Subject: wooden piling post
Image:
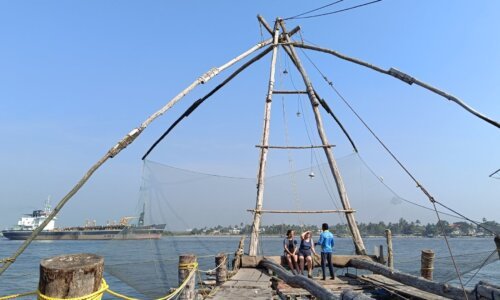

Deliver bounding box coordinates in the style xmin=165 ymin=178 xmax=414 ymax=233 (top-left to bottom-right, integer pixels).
xmin=378 ymin=245 xmax=386 ymax=264
xmin=39 ymin=253 xmax=104 ymax=298
xmin=215 ymin=253 xmax=227 ymax=286
xmin=178 ymin=254 xmax=197 ymax=300
xmin=385 ymin=229 xmax=393 ymax=269
xmin=495 ymin=234 xmax=500 ymax=260
xmin=420 ymin=249 xmax=435 ymax=280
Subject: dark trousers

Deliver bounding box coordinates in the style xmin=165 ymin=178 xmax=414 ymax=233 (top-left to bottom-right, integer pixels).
xmin=320 ymin=252 xmax=335 ymax=278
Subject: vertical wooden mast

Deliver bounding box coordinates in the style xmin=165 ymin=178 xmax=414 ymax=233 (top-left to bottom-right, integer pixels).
xmin=248 ymin=21 xmax=281 ymax=256
xmin=278 ymin=19 xmax=367 ymax=255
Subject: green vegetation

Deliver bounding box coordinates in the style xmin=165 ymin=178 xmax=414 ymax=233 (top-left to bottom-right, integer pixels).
xmin=188 ymin=218 xmax=499 ymax=237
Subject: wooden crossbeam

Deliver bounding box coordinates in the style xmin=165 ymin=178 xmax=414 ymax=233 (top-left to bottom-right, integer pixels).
xmin=247 ymin=209 xmax=355 ymax=214
xmin=255 ymin=145 xmax=334 ymax=149
xmin=273 ymin=90 xmax=307 ymax=94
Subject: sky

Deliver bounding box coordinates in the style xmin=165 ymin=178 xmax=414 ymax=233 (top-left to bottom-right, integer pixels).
xmin=0 ymin=1 xmax=499 ymax=231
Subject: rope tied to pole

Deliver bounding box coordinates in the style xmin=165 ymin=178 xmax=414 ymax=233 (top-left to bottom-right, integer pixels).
xmin=0 ymin=264 xmax=198 ymax=300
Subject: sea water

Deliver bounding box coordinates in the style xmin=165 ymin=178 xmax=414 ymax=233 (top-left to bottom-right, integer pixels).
xmin=0 ymin=236 xmax=498 ymax=298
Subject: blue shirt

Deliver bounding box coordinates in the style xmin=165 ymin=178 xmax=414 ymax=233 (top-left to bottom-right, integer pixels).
xmin=317 ymin=230 xmax=334 ymax=253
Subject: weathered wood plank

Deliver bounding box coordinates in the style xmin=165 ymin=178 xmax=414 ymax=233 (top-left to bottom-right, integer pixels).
xmin=350 ymin=258 xmax=474 ymax=299
xmin=209 ymin=268 xmax=273 ymax=300
xmin=360 ymin=274 xmax=447 ymax=300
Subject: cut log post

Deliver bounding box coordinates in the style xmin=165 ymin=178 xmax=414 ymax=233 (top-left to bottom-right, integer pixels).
xmin=39 ymin=253 xmax=104 ymax=298
xmin=385 ymin=229 xmax=393 ymax=269
xmin=349 ymin=258 xmax=474 ymax=299
xmin=215 ymin=253 xmax=227 ymax=286
xmin=259 ymin=258 xmax=338 ymax=300
xmin=420 ymin=249 xmax=435 ymax=280
xmin=178 ymin=254 xmax=197 ymax=300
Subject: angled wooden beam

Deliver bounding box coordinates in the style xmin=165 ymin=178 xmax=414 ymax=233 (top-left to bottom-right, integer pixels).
xmin=278 ymin=20 xmax=367 ymax=255
xmin=0 ymin=37 xmax=274 ymax=276
xmin=290 ymin=42 xmax=500 ymax=129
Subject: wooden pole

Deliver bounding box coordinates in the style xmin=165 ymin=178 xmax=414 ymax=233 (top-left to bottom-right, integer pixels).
xmin=349 ymin=258 xmax=474 ymax=299
xmin=0 ymin=38 xmax=273 ymax=277
xmin=278 ymin=19 xmax=367 ymax=255
xmin=259 ymin=259 xmax=338 ymax=300
xmin=178 ymin=254 xmax=197 ymax=300
xmin=249 ymin=20 xmax=280 ymax=256
xmin=385 ymin=229 xmax=394 ymax=269
xmin=495 ymin=234 xmax=500 ymax=260
xmin=39 ymin=253 xmax=103 ymax=298
xmin=231 ymin=236 xmax=245 ymax=274
xmin=420 ymin=249 xmax=435 ymax=280
xmin=378 ymin=245 xmax=386 ymax=264
xmin=290 ymin=42 xmax=499 ymax=129
xmin=215 ymin=253 xmax=227 ymax=286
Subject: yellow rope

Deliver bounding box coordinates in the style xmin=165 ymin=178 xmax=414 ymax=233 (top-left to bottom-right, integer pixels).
xmin=0 ymin=262 xmax=199 ymax=300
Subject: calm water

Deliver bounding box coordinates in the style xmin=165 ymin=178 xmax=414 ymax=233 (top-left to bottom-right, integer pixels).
xmin=0 ymin=236 xmax=498 ymax=298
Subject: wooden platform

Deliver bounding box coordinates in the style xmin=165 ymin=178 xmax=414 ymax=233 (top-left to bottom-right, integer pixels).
xmin=209 ymin=268 xmax=274 ymax=299
xmin=274 ymin=274 xmax=371 ymax=299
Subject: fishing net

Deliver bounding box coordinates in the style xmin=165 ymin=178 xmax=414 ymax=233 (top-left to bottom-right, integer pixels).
xmin=395 ymin=248 xmax=498 ymax=287
xmin=89 ymin=153 xmax=498 ymax=297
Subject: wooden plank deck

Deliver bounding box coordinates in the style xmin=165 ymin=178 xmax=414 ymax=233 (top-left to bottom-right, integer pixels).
xmin=209 ymin=268 xmax=274 ymax=299
xmin=273 ymin=274 xmax=371 ymax=299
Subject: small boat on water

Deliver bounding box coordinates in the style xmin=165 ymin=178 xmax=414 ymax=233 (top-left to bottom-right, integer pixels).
xmin=1 ymin=201 xmax=165 ymax=240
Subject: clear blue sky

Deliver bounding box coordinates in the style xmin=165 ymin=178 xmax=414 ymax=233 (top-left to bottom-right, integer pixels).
xmin=0 ymin=1 xmax=498 ymax=230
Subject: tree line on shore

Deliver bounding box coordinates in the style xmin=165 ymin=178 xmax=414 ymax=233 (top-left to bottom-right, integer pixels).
xmin=185 ymin=218 xmax=499 ymax=237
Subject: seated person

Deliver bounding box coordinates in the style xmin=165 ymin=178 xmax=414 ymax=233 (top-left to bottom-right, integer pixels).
xmin=283 ymin=229 xmax=298 ymax=274
xmin=298 ymin=230 xmax=317 ymax=278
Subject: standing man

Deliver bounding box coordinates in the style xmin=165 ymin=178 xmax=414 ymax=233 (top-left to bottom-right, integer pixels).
xmin=316 ymin=223 xmax=335 ymax=280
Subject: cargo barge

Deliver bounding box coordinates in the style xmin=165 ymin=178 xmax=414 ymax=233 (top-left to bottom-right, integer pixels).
xmin=1 ymin=201 xmax=165 ymax=240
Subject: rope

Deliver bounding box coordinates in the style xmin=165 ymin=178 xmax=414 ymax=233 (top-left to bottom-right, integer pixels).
xmin=197 ymin=257 xmax=226 ymax=273
xmin=0 ymin=263 xmax=198 ymax=300
xmin=431 ymin=202 xmax=468 ymax=299
xmin=0 ymin=258 xmax=15 ymax=264
xmin=0 ymin=291 xmax=37 ymax=300
xmin=463 ymin=249 xmax=497 ymax=286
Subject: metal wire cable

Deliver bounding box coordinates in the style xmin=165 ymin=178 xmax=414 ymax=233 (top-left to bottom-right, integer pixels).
xmin=286 ymin=0 xmax=383 ymax=20
xmin=284 ymin=0 xmax=345 ymax=20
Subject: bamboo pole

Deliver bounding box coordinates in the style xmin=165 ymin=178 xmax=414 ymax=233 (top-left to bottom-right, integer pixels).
xmin=247 ymin=209 xmax=355 ymax=214
xmin=0 ymin=38 xmax=273 ymax=277
xmin=255 ymin=145 xmax=334 ymax=149
xmin=142 ymin=45 xmax=274 ymax=160
xmin=385 ymin=229 xmax=393 ymax=269
xmin=277 ymin=19 xmax=367 ymax=255
xmin=249 ymin=21 xmax=281 ymax=257
xmin=290 ymin=42 xmax=500 ymax=129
